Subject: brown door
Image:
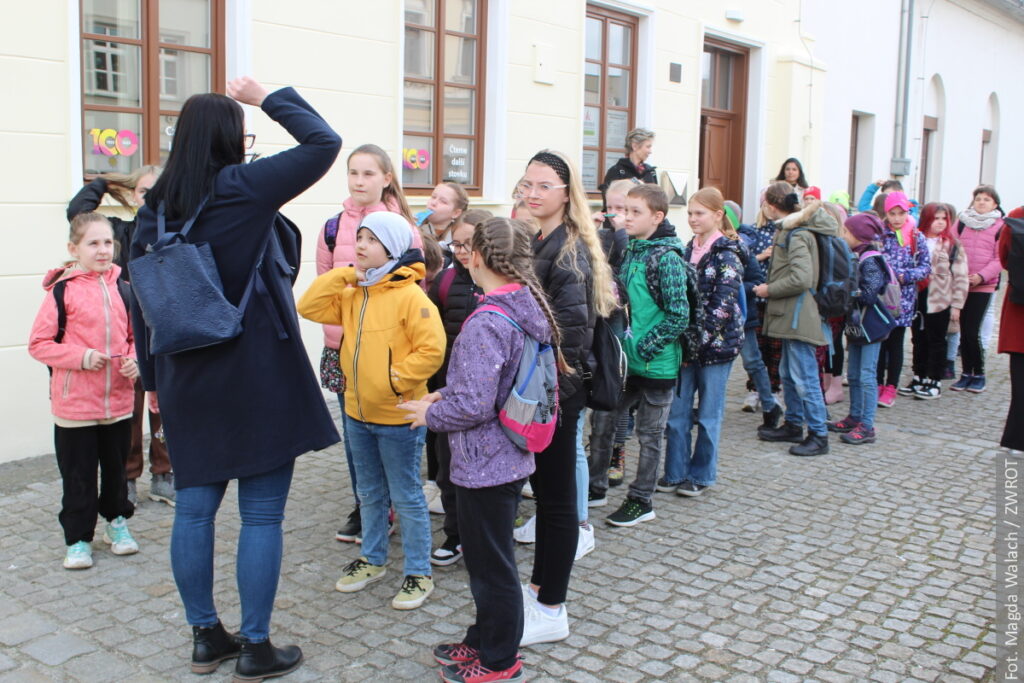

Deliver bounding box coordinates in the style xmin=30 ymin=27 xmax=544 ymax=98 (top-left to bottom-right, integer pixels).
xmin=698 ymin=40 xmax=748 ymax=203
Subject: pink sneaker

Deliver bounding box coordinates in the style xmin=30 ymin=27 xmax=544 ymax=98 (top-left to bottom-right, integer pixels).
xmin=877 ymin=385 xmax=897 ymax=408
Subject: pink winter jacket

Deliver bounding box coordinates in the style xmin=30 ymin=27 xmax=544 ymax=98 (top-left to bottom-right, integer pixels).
xmin=958 ymin=219 xmax=1004 ymax=293
xmin=314 ymin=197 xmax=423 ymax=349
xmin=28 ymin=265 xmax=136 ymax=421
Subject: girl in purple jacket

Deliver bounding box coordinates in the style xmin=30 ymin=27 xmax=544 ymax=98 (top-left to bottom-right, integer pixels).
xmin=400 ymin=217 xmax=560 ymax=683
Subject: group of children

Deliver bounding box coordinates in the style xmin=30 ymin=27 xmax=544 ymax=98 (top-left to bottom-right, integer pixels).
xmin=31 ymin=137 xmax=1011 ymax=682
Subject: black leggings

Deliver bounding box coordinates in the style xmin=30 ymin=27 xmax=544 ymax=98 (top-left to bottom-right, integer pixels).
xmin=876 ymin=326 xmax=907 ymax=387
xmin=529 ymin=390 xmax=584 ymax=606
xmin=1002 ymin=353 xmax=1024 ymax=451
xmin=960 ymin=292 xmax=993 ymax=376
xmin=911 ymin=289 xmax=952 ymax=381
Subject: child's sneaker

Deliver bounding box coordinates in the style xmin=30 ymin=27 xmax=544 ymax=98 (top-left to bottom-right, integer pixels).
xmin=63 ymin=541 xmax=93 ymax=570
xmin=898 ymin=375 xmax=922 ymax=396
xmin=607 ymin=445 xmax=625 ymax=487
xmin=913 ymin=378 xmax=941 ymax=400
xmin=840 ymin=424 xmax=877 ymax=445
xmin=391 ymin=574 xmax=433 ymax=610
xmin=433 ymin=642 xmax=480 ymax=666
xmin=335 ymin=506 xmax=361 ymax=543
xmin=575 ymin=522 xmax=595 ymax=560
xmin=440 ymin=658 xmax=524 ymax=682
xmin=950 ymin=374 xmax=972 ymax=391
xmin=877 ymin=385 xmax=897 ymax=408
xmin=149 ymin=472 xmax=176 ymax=506
xmin=741 ymin=391 xmax=760 ymax=413
xmin=967 ymin=374 xmax=987 ymax=393
xmin=606 ymin=497 xmax=655 ymax=527
xmin=513 ymin=515 xmax=536 ymax=544
xmin=335 ymin=557 xmax=386 ymax=592
xmin=103 ymin=516 xmax=138 ymax=555
xmin=827 ymin=416 xmax=857 ymax=433
xmin=430 ymin=536 xmax=463 ymax=567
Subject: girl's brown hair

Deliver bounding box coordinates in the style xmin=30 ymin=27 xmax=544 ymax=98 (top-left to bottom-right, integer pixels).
xmin=764 ymin=181 xmax=802 ymax=214
xmin=471 ymin=217 xmax=568 ymax=372
xmin=97 ymin=165 xmax=162 ymax=209
xmin=457 ymin=208 xmax=494 ymax=231
xmin=689 ymin=187 xmax=739 ymax=240
xmin=347 ymin=144 xmax=414 ymax=223
xmin=417 ymin=225 xmax=444 ymax=276
xmin=440 ymin=182 xmax=470 ymax=214
xmin=526 ymin=150 xmax=617 ymax=317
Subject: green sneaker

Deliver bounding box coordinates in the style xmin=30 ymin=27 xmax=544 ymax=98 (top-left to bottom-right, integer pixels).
xmin=63 ymin=541 xmax=93 ymax=570
xmin=391 ymin=574 xmax=434 ymax=610
xmin=103 ymin=516 xmax=139 ymax=555
xmin=335 ymin=557 xmax=386 ymax=593
xmin=606 ymin=496 xmax=655 ymax=527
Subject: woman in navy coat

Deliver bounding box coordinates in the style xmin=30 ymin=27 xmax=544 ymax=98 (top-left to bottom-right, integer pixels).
xmin=130 ymin=77 xmax=341 ymax=679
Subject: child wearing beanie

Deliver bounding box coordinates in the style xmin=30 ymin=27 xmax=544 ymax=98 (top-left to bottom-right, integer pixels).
xmin=298 ymin=211 xmax=446 ymax=610
xmin=828 ymin=213 xmax=897 ymax=444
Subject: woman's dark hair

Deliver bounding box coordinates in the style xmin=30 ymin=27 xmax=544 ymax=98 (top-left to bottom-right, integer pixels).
xmin=972 ymin=184 xmax=1002 ymax=211
xmin=774 ymin=157 xmax=808 ymax=189
xmin=145 ymin=93 xmax=245 ymax=220
xmin=764 ymin=181 xmax=802 ymax=214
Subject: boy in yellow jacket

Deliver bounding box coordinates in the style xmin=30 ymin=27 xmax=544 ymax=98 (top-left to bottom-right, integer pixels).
xmin=299 ymin=211 xmax=445 ymax=610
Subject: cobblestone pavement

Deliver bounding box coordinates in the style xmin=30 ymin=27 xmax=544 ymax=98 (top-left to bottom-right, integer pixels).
xmin=0 ymin=342 xmax=1009 ymax=682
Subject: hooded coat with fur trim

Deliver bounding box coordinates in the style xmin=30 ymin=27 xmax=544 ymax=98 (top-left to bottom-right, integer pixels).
xmin=762 ymin=200 xmax=839 ymax=345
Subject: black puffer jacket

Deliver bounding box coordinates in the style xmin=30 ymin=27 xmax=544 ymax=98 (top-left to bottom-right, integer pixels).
xmin=598 ymin=220 xmax=628 ymax=275
xmin=532 ymin=224 xmax=595 ymax=401
xmin=67 ymin=179 xmax=135 ymax=273
xmin=427 ymin=259 xmax=482 ymax=383
xmin=599 ymin=157 xmax=657 ymax=206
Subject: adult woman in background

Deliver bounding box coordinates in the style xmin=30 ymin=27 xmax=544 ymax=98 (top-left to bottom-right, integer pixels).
xmin=130 ymin=77 xmax=341 ymax=680
xmin=600 ymin=128 xmax=657 ymax=204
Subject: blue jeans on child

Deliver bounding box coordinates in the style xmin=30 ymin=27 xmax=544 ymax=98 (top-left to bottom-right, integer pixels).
xmin=740 ymin=329 xmax=777 ymax=410
xmin=780 ymin=340 xmax=829 ymax=436
xmin=171 ymin=461 xmax=294 ymax=642
xmin=847 ymin=342 xmax=881 ymax=430
xmin=343 ymin=415 xmax=431 ymax=577
xmin=664 ymin=360 xmax=734 ymax=487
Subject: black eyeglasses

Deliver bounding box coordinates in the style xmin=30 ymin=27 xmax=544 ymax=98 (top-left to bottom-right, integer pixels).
xmin=244 ymin=133 xmax=256 ymax=149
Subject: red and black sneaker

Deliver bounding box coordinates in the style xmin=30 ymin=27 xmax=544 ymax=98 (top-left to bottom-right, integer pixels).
xmin=432 ymin=642 xmax=480 ymax=667
xmin=440 ymin=658 xmax=523 ymax=683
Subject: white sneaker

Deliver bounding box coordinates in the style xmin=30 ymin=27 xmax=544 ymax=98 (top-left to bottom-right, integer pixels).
xmin=513 ymin=515 xmax=537 ymax=544
xmin=741 ymin=392 xmax=760 ymax=413
xmin=103 ymin=516 xmax=138 ymax=555
xmin=521 ymin=598 xmax=570 ymax=647
xmin=63 ymin=541 xmax=93 ymax=570
xmin=575 ymin=523 xmax=595 ymax=560
xmin=423 ymin=481 xmax=440 ymax=511
xmin=427 ymin=490 xmax=445 ymax=515
xmin=522 ymin=481 xmax=535 ymax=499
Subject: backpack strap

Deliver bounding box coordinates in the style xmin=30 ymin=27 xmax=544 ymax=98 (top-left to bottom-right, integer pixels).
xmin=324 ymin=211 xmax=342 ymax=253
xmin=437 ymin=267 xmax=458 ymax=309
xmin=466 ymin=303 xmax=522 ymax=331
xmin=53 ymin=280 xmax=68 ymax=345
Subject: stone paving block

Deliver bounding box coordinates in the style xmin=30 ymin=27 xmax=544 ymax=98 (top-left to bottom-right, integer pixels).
xmin=0 ymin=613 xmax=57 ymax=646
xmin=21 ymin=631 xmax=95 ymax=665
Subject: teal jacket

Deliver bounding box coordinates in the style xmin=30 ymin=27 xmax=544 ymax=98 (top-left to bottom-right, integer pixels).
xmin=621 ymin=223 xmax=689 ymax=380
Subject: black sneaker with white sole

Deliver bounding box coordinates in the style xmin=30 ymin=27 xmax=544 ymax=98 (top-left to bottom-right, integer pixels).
xmin=335 ymin=506 xmax=361 ymax=543
xmin=587 ymin=490 xmax=607 ymax=507
xmin=606 ymin=496 xmax=655 ymax=527
xmin=655 ymin=477 xmax=681 ymax=493
xmin=675 ymin=481 xmax=708 ymax=497
xmin=430 ymin=536 xmax=463 ymax=567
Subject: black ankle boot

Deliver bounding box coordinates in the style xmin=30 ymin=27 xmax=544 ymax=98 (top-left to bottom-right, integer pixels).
xmin=761 ymin=403 xmax=783 ymax=430
xmin=757 ymin=420 xmax=803 ymax=443
xmin=191 ymin=621 xmax=242 ymax=674
xmin=789 ymin=432 xmax=830 ymax=457
xmin=233 ymin=638 xmax=303 ymax=682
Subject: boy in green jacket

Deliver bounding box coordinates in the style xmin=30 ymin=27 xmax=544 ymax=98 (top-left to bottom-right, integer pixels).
xmin=588 ymin=184 xmax=690 ymax=527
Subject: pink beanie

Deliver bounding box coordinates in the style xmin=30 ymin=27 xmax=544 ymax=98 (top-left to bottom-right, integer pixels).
xmin=884 ymin=191 xmax=911 ymax=213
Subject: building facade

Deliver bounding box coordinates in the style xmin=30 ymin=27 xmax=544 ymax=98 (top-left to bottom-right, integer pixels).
xmin=1 ymin=0 xmax=1021 ymax=463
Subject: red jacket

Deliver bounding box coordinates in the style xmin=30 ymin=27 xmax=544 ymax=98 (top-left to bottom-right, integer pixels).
xmin=28 ymin=265 xmax=136 ymax=421
xmin=998 ymin=227 xmax=1024 ymax=354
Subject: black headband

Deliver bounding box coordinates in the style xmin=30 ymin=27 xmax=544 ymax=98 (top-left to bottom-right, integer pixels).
xmin=529 ymin=152 xmax=570 ymax=184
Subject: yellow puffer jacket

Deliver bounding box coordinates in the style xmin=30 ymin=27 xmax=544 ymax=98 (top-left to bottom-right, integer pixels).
xmin=297 ymin=263 xmax=445 ymax=424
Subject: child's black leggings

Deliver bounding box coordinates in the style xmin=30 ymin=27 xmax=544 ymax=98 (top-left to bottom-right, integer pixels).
xmin=55 ymin=420 xmax=134 ymax=546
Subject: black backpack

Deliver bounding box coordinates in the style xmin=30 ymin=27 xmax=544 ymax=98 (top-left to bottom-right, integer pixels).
xmin=783 ymin=228 xmax=858 ymax=319
xmin=1005 ymin=217 xmax=1024 ymax=305
xmin=583 ymin=314 xmax=626 ymax=411
xmin=643 ymin=245 xmax=703 ymax=363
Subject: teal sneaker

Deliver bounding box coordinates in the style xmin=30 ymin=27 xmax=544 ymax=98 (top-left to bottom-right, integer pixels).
xmin=103 ymin=516 xmax=139 ymax=555
xmin=63 ymin=541 xmax=93 ymax=570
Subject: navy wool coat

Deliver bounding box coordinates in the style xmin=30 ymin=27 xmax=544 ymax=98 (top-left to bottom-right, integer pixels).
xmin=130 ymin=87 xmax=342 ymax=488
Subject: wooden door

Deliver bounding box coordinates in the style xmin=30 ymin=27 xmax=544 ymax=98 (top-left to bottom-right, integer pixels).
xmin=698 ymin=40 xmax=748 ymax=203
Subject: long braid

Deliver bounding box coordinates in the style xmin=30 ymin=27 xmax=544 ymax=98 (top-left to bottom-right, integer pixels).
xmin=473 ymin=218 xmax=570 ymax=373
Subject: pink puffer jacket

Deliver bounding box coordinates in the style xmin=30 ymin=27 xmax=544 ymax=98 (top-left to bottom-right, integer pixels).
xmin=314 ymin=197 xmax=423 ymax=349
xmin=28 ymin=265 xmax=136 ymax=421
xmin=958 ymin=219 xmax=1004 ymax=293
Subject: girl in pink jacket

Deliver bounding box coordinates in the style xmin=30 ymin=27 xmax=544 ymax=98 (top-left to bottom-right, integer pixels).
xmin=314 ymin=144 xmax=422 ymax=544
xmin=28 ymin=212 xmax=141 ymax=570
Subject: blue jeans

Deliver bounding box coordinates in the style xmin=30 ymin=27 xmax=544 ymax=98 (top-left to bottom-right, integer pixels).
xmin=337 ymin=394 xmax=359 ymax=505
xmin=575 ymin=409 xmax=588 ymax=523
xmin=344 ymin=416 xmax=431 ymax=577
xmin=171 ymin=461 xmax=294 ymax=642
xmin=847 ymin=342 xmax=881 ymax=429
xmin=740 ymin=329 xmax=777 ymax=410
xmin=664 ymin=361 xmax=734 ymax=487
xmin=780 ymin=340 xmax=829 ymax=436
